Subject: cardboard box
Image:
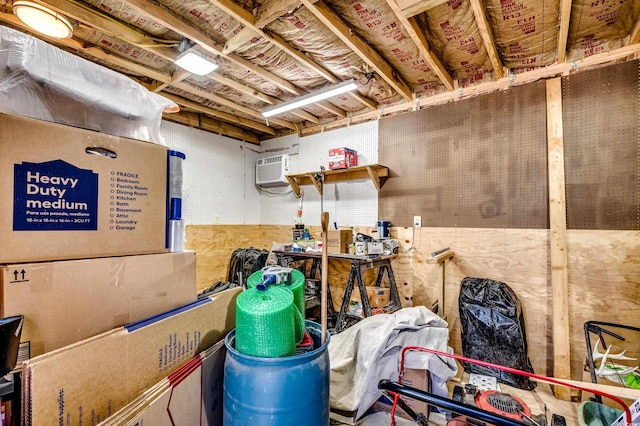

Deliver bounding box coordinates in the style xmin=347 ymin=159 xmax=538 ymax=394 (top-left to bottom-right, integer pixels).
xmin=326 ymin=230 xmax=352 ymax=253
xmin=0 ymin=113 xmax=168 ymax=263
xmin=22 ymin=287 xmax=240 ymax=425
xmin=1 ymin=251 xmax=197 ymax=359
xmin=370 ymin=369 xmax=430 ymax=420
xmin=328 ymin=147 xmax=357 ymax=170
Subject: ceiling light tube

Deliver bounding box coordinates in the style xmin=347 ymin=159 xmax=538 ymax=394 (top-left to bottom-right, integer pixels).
xmin=174 ymin=51 xmax=218 ymax=76
xmin=262 ymin=79 xmax=358 ymax=118
xmin=13 ymin=0 xmax=73 ymax=39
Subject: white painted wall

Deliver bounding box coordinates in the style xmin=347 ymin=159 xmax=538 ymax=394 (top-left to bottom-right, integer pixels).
xmin=160 ymin=120 xmax=380 ymax=227
xmin=259 ymin=121 xmax=380 ymax=227
xmin=161 ymin=120 xmax=261 ymax=225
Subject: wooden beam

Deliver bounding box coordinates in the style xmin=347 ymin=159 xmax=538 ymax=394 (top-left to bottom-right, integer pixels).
xmin=163 ymin=111 xmax=260 ymax=143
xmin=211 ymin=0 xmax=362 ymax=116
xmin=207 ymin=0 xmax=254 ymax=25
xmin=469 ymin=0 xmax=504 ymax=79
xmin=223 ymin=27 xmax=256 ymax=54
xmin=557 ymin=0 xmax=573 ymax=63
xmin=630 ymin=15 xmax=640 ymax=45
xmin=396 ymin=0 xmax=450 ymax=18
xmin=160 ymin=93 xmax=276 ymax=135
xmin=384 ymin=0 xmax=454 ymax=90
xmin=152 ymin=68 xmax=192 ymax=92
xmin=171 ymin=81 xmax=297 ymax=130
xmin=38 ymin=0 xmax=176 ymax=60
xmin=546 ymin=77 xmax=571 ymax=401
xmin=302 ymin=0 xmax=414 ymax=101
xmin=119 ymin=0 xmax=303 ymax=96
xmin=297 ymin=43 xmax=640 ymax=136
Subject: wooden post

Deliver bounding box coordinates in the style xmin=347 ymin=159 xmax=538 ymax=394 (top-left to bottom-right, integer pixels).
xmin=320 ymin=212 xmax=329 ymax=344
xmin=546 ymin=77 xmax=571 ymax=400
xmin=426 ymin=250 xmax=455 ymax=319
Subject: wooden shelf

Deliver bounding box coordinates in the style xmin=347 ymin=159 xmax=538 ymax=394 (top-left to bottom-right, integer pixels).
xmin=285 ymin=164 xmax=389 ymax=196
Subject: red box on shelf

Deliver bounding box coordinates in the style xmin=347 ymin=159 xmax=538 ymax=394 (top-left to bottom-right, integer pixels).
xmin=328 ymin=147 xmax=357 ymax=170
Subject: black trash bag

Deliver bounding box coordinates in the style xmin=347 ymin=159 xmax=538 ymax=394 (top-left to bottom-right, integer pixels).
xmin=459 ymin=277 xmax=536 ymax=390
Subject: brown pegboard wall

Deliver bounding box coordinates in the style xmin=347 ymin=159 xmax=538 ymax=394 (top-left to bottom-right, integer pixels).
xmin=562 ymin=60 xmax=640 ymax=230
xmin=379 ymin=81 xmax=549 ymax=229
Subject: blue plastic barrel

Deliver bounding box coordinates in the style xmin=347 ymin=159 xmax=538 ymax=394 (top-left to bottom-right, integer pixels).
xmin=223 ymin=321 xmax=330 ymax=426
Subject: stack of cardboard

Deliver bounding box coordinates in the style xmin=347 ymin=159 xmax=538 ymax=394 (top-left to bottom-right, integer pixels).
xmin=0 ymin=112 xmax=218 ymax=425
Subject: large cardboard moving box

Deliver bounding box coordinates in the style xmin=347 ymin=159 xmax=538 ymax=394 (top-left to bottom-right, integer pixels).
xmin=1 ymin=251 xmax=197 ymax=359
xmin=0 ymin=113 xmax=167 ymax=263
xmin=22 ymin=287 xmax=240 ymax=425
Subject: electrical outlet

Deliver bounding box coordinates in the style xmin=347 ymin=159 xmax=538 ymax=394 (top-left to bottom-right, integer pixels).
xmin=413 ymin=215 xmax=421 ymax=227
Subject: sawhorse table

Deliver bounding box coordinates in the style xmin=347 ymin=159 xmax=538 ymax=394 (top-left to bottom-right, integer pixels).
xmin=274 ymin=251 xmax=402 ymax=333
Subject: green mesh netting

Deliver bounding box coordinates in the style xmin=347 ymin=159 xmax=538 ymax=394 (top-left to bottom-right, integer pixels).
xmin=247 ymin=269 xmax=306 ymax=343
xmin=235 ymin=286 xmax=296 ymax=357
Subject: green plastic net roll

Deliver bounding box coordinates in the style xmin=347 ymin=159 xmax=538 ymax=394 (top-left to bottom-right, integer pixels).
xmin=247 ymin=269 xmax=306 ymax=343
xmin=235 ymin=286 xmax=295 ymax=357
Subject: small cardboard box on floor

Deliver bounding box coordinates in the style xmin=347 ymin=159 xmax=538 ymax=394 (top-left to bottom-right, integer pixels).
xmin=0 ymin=113 xmax=167 ymax=263
xmin=370 ymin=368 xmax=430 ymax=420
xmin=22 ymin=287 xmax=240 ymax=425
xmin=1 ymin=251 xmax=197 ymax=359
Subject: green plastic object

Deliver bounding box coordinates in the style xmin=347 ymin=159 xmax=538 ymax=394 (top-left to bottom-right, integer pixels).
xmin=578 ymin=400 xmax=623 ymax=426
xmin=235 ymin=286 xmax=296 ymax=357
xmin=247 ymin=269 xmax=306 ymax=343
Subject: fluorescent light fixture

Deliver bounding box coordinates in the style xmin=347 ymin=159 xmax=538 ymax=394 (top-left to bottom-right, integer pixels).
xmin=174 ymin=51 xmax=218 ymax=76
xmin=262 ymin=79 xmax=358 ymax=118
xmin=13 ymin=0 xmax=73 ymax=39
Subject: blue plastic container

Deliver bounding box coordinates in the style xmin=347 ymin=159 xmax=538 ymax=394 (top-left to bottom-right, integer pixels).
xmin=223 ymin=321 xmax=330 ymax=426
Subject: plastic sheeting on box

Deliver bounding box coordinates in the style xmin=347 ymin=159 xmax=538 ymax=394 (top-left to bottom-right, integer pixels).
xmin=0 ymin=26 xmax=176 ymax=144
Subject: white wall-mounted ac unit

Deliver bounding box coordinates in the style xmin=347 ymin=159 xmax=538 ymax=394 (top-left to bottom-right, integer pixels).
xmin=256 ymin=154 xmax=290 ymax=187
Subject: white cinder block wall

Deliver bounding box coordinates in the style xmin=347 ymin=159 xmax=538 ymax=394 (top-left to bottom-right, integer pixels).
xmin=162 ymin=120 xmax=381 ymax=227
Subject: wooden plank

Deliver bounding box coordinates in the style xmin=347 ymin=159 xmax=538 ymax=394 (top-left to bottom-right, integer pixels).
xmin=546 ymin=77 xmax=571 ymax=401
xmin=299 ymin=43 xmax=640 ymax=136
xmin=631 ymin=15 xmax=640 ymax=45
xmin=287 ymin=165 xmax=389 ymax=195
xmin=162 ymin=111 xmax=260 ymax=143
xmin=384 ymin=0 xmax=454 ymax=90
xmin=557 ymin=0 xmax=573 ymax=63
xmin=38 ymin=0 xmax=177 ymax=59
xmin=469 ymin=0 xmax=504 ymax=79
xmin=171 ymin=81 xmax=298 ymax=130
xmin=396 ymin=0 xmax=450 ymax=18
xmin=302 ymin=0 xmax=414 ymax=101
xmin=160 ymin=93 xmax=276 ymax=135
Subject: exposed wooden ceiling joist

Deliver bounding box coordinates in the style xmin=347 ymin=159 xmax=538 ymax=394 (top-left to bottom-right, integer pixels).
xmin=301 ymin=0 xmax=414 ymax=102
xmin=30 ymin=0 xmax=177 ymax=59
xmin=224 ymin=0 xmax=313 ymax=53
xmin=395 ymin=0 xmax=449 ymax=19
xmin=161 ymin=92 xmax=274 ymax=135
xmin=163 ymin=110 xmax=260 ymax=143
xmin=119 ymin=0 xmax=304 ymax=96
xmin=630 ymin=14 xmax=640 ymax=45
xmin=298 ymin=43 xmax=640 ymax=137
xmin=557 ymin=0 xmax=573 ymax=63
xmin=469 ymin=0 xmax=504 ymax=79
xmin=170 ymin=81 xmax=297 ymax=130
xmin=385 ymin=0 xmax=454 ymax=90
xmin=215 ymin=0 xmax=374 ymax=113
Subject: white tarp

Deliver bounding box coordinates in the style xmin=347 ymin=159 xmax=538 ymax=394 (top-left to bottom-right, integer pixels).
xmin=0 ymin=26 xmax=175 ymax=143
xmin=329 ymin=306 xmax=457 ymax=421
